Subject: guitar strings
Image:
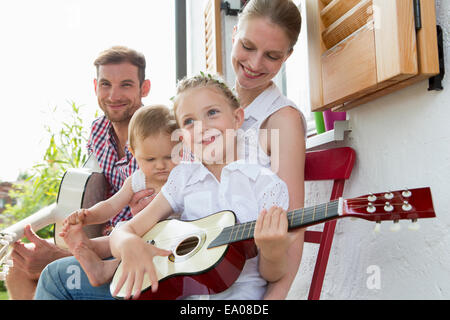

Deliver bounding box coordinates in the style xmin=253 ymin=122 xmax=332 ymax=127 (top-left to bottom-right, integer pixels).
xmin=136 ymin=204 xmax=431 ymax=250
xmin=145 ymin=201 xmax=341 ymax=248
xmin=151 ymin=198 xmax=414 ymax=247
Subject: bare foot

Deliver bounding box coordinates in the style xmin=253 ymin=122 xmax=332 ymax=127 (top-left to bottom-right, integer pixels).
xmin=62 ymin=222 xmax=93 ymax=254
xmin=72 ymin=243 xmax=119 ymax=287
xmin=63 ymin=224 xmax=118 ymax=287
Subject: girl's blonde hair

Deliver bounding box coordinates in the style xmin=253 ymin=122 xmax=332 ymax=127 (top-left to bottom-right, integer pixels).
xmin=172 ymin=73 xmax=240 ymax=124
xmin=128 ymin=104 xmax=178 ymax=151
xmin=238 ymin=0 xmax=302 ymax=51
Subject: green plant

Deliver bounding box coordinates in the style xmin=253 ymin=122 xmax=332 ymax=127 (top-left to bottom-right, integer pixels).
xmin=0 ymin=102 xmax=92 ymax=239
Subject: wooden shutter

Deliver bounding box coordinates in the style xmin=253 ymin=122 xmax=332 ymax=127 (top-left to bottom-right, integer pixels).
xmin=204 ymin=0 xmax=223 ymax=74
xmin=308 ymin=0 xmax=440 ymax=112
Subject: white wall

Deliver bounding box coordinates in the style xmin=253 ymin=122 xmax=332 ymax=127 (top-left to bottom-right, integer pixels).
xmin=187 ymin=0 xmax=450 ymax=299
xmin=290 ymin=0 xmax=450 ymax=300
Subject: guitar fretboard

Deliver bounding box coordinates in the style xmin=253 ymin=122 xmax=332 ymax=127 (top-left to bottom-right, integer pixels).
xmin=208 ymin=200 xmax=341 ymax=249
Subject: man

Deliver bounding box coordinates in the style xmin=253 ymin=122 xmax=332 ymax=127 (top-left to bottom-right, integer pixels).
xmin=6 ymin=46 xmax=155 ymax=299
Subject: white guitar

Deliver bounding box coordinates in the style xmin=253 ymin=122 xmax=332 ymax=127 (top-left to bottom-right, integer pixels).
xmin=0 ymin=154 xmax=108 ymax=280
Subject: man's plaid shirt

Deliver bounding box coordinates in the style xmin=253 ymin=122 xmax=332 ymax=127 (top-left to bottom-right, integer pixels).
xmin=87 ymin=116 xmax=138 ymax=227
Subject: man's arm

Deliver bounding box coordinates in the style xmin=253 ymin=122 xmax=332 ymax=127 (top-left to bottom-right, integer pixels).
xmin=129 ymin=189 xmax=157 ymax=216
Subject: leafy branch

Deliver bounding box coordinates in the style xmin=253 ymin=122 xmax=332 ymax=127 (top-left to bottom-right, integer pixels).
xmin=0 ymin=102 xmax=93 ymax=239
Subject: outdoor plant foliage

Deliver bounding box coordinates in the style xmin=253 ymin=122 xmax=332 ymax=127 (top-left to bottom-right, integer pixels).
xmin=0 ymin=102 xmax=92 ymax=239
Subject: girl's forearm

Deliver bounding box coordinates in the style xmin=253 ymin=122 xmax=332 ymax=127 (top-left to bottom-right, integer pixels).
xmin=259 ymin=253 xmax=288 ymax=283
xmin=109 ymin=225 xmax=141 ymax=259
xmin=263 ymin=232 xmax=304 ymax=299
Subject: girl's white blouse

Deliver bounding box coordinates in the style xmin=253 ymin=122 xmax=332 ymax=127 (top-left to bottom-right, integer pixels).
xmin=161 ymin=160 xmax=289 ymax=299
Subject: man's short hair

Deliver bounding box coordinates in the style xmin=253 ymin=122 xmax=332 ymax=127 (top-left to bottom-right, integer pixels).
xmin=94 ymin=46 xmax=146 ymax=85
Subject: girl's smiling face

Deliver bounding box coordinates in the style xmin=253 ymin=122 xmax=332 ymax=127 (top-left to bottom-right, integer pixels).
xmin=176 ymin=86 xmax=244 ymax=164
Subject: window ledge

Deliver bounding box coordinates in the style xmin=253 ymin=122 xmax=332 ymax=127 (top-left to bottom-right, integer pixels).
xmin=306 ymin=120 xmax=351 ymax=150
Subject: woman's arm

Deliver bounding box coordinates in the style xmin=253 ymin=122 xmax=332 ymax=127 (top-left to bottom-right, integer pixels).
xmin=262 ymin=106 xmax=306 ymax=299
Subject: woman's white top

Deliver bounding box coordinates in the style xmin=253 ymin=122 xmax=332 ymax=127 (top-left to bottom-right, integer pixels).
xmin=160 ymin=160 xmax=289 ymax=299
xmin=238 ymin=82 xmax=307 ymax=168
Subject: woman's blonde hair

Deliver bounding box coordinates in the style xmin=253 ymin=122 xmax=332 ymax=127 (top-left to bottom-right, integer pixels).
xmin=172 ymin=73 xmax=240 ymax=125
xmin=238 ymin=0 xmax=302 ymax=50
xmin=128 ymin=104 xmax=178 ymax=151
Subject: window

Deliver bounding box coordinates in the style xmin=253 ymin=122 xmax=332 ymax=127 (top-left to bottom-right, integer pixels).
xmin=285 ymin=0 xmax=317 ymax=136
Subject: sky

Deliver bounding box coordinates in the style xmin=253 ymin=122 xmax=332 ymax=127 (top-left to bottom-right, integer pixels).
xmin=0 ymin=0 xmax=176 ymax=181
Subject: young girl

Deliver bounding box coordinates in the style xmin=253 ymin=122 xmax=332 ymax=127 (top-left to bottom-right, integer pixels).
xmin=109 ymin=74 xmax=297 ymax=300
xmin=231 ymin=0 xmax=306 ymax=299
xmin=59 ymin=104 xmax=179 ymax=287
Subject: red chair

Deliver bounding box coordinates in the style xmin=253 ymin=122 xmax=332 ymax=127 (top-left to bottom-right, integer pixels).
xmin=303 ymin=147 xmax=356 ymax=300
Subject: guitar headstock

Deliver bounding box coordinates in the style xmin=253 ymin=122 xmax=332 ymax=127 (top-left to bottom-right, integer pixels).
xmin=342 ymin=187 xmax=435 ymax=231
xmin=0 ymin=232 xmax=15 ymax=281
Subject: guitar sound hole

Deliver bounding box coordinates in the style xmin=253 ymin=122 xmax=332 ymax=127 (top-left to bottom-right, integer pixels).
xmin=176 ymin=236 xmax=199 ymax=256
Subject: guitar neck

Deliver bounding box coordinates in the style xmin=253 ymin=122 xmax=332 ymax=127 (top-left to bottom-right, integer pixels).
xmin=208 ymin=199 xmax=342 ymax=249
xmin=2 ymin=203 xmax=56 ymax=242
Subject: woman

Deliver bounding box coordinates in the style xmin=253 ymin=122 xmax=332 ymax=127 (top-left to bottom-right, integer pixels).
xmin=232 ymin=0 xmax=306 ymax=299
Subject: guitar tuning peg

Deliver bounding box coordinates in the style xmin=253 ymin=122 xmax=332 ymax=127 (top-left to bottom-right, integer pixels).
xmin=367 ymin=203 xmax=376 ymax=213
xmin=0 ymin=265 xmax=9 ymax=275
xmin=390 ymin=220 xmax=401 ymax=232
xmin=373 ymin=221 xmax=381 ymax=233
xmin=408 ymin=219 xmax=420 ymax=231
xmin=402 ymin=189 xmax=412 ymax=198
xmin=384 ymin=202 xmax=394 ymax=212
xmin=0 ymin=232 xmax=15 ymax=240
xmin=4 ymin=234 xmax=14 ymax=242
xmin=402 ymin=201 xmax=412 ymax=211
xmin=367 ymin=193 xmax=377 ymax=202
xmin=384 ymin=192 xmax=394 ymax=200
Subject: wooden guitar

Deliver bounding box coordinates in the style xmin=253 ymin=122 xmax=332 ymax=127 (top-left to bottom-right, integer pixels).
xmin=110 ymin=187 xmax=436 ymax=300
xmin=0 ymin=155 xmax=107 ymax=280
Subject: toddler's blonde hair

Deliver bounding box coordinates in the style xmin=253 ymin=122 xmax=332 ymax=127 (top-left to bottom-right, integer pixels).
xmin=128 ymin=104 xmax=178 ymax=151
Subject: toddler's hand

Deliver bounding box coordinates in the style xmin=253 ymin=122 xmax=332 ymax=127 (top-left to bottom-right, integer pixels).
xmin=60 ymin=209 xmax=89 ymax=236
